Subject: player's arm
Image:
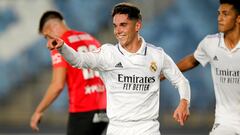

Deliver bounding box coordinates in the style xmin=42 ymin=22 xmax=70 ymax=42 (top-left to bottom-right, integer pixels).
xmin=161 ymin=52 xmax=191 ymax=126
xmin=177 ymin=54 xmax=199 ymax=72
xmin=48 ymin=37 xmax=107 ymax=71
xmin=30 ymin=67 xmax=66 ymax=132
xmin=160 ymin=54 xmax=199 ymax=80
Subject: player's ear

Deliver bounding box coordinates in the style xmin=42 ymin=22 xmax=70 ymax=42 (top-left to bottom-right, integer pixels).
xmin=237 ymin=15 xmax=240 ymax=23
xmin=135 ymin=20 xmax=142 ymax=32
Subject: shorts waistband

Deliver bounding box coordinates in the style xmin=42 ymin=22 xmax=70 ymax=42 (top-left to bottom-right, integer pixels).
xmin=110 ymin=119 xmax=158 ymax=127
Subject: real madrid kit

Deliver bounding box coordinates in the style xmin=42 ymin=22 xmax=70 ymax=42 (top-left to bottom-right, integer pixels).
xmin=194 ymin=33 xmax=240 ymax=134
xmin=59 ymin=37 xmax=191 ymax=135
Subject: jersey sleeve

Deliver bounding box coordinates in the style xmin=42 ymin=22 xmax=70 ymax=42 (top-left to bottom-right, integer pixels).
xmin=58 ymin=43 xmax=109 ymax=71
xmin=161 ymin=51 xmax=191 ymax=103
xmin=50 ymin=49 xmax=68 ymax=68
xmin=194 ymin=37 xmax=211 ymax=67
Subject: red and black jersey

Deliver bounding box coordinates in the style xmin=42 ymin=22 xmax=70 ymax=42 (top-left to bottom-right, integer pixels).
xmin=51 ymin=30 xmax=106 ymax=112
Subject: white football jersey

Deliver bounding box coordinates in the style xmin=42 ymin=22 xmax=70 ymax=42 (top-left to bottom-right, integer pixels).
xmin=194 ymin=33 xmax=240 ymax=127
xmin=59 ymin=37 xmax=190 ymax=122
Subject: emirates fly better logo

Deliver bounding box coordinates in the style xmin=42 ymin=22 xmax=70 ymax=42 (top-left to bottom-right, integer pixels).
xmin=150 ymin=61 xmax=157 ymax=72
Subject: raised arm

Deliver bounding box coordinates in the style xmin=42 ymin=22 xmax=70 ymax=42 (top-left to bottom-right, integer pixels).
xmin=47 ymin=37 xmax=107 ymax=71
xmin=46 ymin=37 xmax=82 ymax=68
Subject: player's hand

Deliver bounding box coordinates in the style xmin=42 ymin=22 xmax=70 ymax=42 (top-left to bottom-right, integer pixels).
xmin=160 ymin=73 xmax=166 ymax=81
xmin=173 ymin=99 xmax=190 ymax=126
xmin=30 ymin=112 xmax=43 ymax=132
xmin=46 ymin=34 xmax=64 ymax=50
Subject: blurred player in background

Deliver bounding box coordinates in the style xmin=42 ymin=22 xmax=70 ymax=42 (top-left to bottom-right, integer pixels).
xmin=171 ymin=0 xmax=240 ymax=134
xmin=47 ymin=3 xmax=191 ymax=135
xmin=30 ymin=11 xmax=108 ymax=135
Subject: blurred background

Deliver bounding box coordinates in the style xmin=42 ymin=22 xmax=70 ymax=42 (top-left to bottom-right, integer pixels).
xmin=0 ymin=0 xmax=218 ymax=134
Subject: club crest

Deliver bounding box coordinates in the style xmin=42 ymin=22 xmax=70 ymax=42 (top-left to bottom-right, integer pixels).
xmin=150 ymin=61 xmax=157 ymax=72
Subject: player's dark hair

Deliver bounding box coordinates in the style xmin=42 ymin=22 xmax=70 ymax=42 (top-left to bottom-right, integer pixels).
xmin=112 ymin=2 xmax=142 ymax=21
xmin=39 ymin=11 xmax=64 ymax=33
xmin=220 ymin=0 xmax=240 ymax=14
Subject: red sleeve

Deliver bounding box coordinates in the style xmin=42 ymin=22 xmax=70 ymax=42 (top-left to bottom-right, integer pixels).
xmin=50 ymin=49 xmax=68 ymax=68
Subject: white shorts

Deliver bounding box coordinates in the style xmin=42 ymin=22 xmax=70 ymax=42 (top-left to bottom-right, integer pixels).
xmin=106 ymin=120 xmax=160 ymax=135
xmin=209 ymin=123 xmax=240 ymax=135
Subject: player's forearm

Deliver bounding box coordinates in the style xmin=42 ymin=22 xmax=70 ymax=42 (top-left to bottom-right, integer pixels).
xmin=58 ymin=43 xmax=83 ymax=68
xmin=35 ymin=84 xmax=63 ymax=113
xmin=58 ymin=43 xmax=102 ymax=70
xmin=177 ymin=54 xmax=199 ymax=72
xmin=176 ymin=78 xmax=191 ymax=104
xmin=179 ymin=99 xmax=189 ymax=106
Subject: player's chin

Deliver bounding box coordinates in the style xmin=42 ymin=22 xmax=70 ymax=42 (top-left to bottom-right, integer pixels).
xmin=217 ymin=26 xmax=225 ymax=32
xmin=218 ymin=28 xmax=224 ymax=33
xmin=119 ymin=40 xmax=128 ymax=46
xmin=116 ymin=37 xmax=125 ymax=44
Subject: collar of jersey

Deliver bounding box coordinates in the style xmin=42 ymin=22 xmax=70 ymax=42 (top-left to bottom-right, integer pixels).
xmin=117 ymin=36 xmax=147 ymax=56
xmin=219 ymin=32 xmax=240 ymax=51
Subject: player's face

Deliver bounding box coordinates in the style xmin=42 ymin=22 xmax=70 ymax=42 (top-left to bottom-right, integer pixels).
xmin=218 ymin=4 xmax=240 ymax=33
xmin=42 ymin=20 xmax=61 ymax=49
xmin=42 ymin=21 xmax=55 ymax=40
xmin=113 ymin=14 xmax=141 ymax=47
xmin=42 ymin=20 xmax=62 ymax=41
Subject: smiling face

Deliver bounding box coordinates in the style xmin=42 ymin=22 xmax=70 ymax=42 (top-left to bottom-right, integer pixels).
xmin=218 ymin=3 xmax=240 ymax=33
xmin=113 ymin=13 xmax=141 ymax=47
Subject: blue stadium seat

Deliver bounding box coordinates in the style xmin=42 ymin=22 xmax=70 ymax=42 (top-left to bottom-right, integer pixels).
xmin=141 ymin=0 xmax=218 ymax=109
xmin=0 ymin=7 xmax=18 ymax=33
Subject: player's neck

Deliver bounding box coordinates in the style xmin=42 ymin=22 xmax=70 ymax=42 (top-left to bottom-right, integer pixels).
xmin=58 ymin=26 xmax=70 ymax=37
xmin=224 ymin=28 xmax=240 ymax=50
xmin=123 ymin=35 xmax=142 ymax=53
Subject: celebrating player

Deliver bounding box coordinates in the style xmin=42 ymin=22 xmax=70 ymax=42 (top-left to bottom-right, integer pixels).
xmin=47 ymin=3 xmax=191 ymax=135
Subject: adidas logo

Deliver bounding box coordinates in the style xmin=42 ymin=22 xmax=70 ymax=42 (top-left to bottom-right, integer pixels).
xmin=213 ymin=123 xmax=220 ymax=130
xmin=213 ymin=56 xmax=218 ymax=61
xmin=115 ymin=62 xmax=123 ymax=68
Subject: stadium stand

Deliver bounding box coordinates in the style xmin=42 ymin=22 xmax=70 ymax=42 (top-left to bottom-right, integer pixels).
xmin=141 ymin=0 xmax=218 ymax=110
